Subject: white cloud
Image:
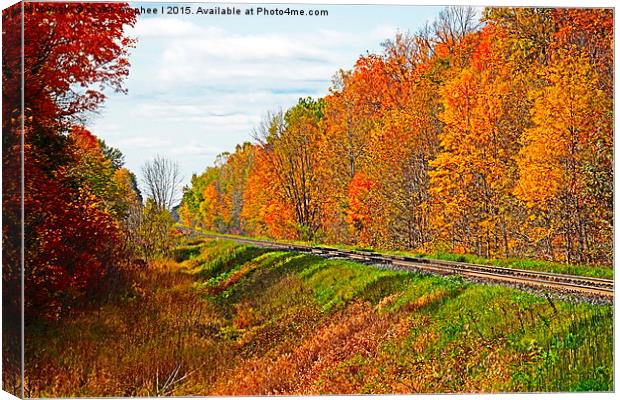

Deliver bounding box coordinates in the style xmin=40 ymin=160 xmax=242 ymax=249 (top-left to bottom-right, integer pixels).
xmin=132 ymin=17 xmax=223 ymax=38
xmin=163 ymin=35 xmax=331 ymax=62
xmin=139 ymin=20 xmax=381 ymax=91
xmin=131 ymin=89 xmax=316 ymax=123
xmin=115 ymin=136 xmax=172 ymax=149
xmin=185 ymin=114 xmax=262 ymax=127
xmin=94 ymin=6 xmax=444 ymax=184
xmin=314 ymin=29 xmax=358 ymax=46
xmin=154 ymin=36 xmax=346 ymax=89
xmin=370 ymin=24 xmax=399 ymax=42
xmin=170 ymin=142 xmax=224 ymax=156
xmin=89 ymin=121 xmax=123 ymax=137
xmin=158 ymin=62 xmax=337 ymax=86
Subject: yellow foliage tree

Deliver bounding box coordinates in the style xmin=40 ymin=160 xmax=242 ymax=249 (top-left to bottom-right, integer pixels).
xmin=515 ymin=48 xmax=611 ymax=263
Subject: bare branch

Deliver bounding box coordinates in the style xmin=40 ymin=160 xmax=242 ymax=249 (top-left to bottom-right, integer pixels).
xmin=140 ymin=155 xmax=183 ymax=211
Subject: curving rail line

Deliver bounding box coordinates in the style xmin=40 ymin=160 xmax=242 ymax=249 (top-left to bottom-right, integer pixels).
xmin=200 ymin=233 xmax=614 ymax=299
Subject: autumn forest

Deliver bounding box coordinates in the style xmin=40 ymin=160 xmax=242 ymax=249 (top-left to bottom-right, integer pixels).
xmin=179 ymin=7 xmax=613 ymax=267
xmin=1 ymin=2 xmax=615 ymax=397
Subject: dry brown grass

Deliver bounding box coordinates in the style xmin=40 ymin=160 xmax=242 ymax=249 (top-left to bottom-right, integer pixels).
xmin=210 ymin=300 xmax=407 ymax=395
xmin=24 ymin=259 xmax=234 ymax=397
xmin=23 ymin=240 xmax=613 ymax=396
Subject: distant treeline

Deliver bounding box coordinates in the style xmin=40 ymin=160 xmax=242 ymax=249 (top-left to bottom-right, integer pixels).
xmin=180 ymin=7 xmax=613 ymax=265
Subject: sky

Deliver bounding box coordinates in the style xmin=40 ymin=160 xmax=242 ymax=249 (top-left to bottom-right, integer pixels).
xmin=89 ymin=2 xmax=447 ymax=187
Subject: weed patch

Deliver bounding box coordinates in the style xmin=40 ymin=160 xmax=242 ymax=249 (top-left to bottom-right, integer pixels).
xmin=26 ymin=239 xmax=613 ymax=395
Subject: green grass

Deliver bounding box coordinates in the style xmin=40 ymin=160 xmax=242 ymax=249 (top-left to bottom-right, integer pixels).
xmin=191 ymin=239 xmax=269 ymax=280
xmin=187 ymin=238 xmax=613 ymax=393
xmin=27 ymin=237 xmax=613 ymax=396
xmin=415 ymin=251 xmax=614 ymax=280
xmin=172 ymin=243 xmax=204 ymax=262
xmin=298 ymin=260 xmax=401 ymax=311
xmin=192 ymin=229 xmax=613 ymax=280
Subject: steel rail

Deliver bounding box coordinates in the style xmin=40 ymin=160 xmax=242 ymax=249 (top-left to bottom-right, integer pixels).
xmin=199 ymin=233 xmax=614 ymax=298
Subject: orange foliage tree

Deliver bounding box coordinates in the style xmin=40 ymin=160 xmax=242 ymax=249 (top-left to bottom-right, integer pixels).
xmin=179 ymin=6 xmax=612 ymax=266
xmin=430 ymin=26 xmax=526 ymax=257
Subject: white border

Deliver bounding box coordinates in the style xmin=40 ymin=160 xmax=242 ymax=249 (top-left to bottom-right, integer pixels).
xmin=0 ymin=1 xmax=616 ymax=400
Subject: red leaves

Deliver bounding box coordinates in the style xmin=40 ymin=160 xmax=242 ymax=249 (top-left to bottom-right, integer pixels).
xmin=177 ymin=8 xmax=612 ymax=264
xmin=472 ymin=35 xmax=491 ymax=71
xmin=1 ymin=3 xmax=137 ymax=321
xmin=70 ymin=125 xmax=100 ymax=150
xmin=14 ymin=3 xmax=137 ymax=125
xmin=25 ymin=163 xmax=122 ymax=320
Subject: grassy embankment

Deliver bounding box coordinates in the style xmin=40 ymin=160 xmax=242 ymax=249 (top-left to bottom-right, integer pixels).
xmin=26 ymin=238 xmax=613 ymax=396
xmin=198 ymin=230 xmax=614 ymax=279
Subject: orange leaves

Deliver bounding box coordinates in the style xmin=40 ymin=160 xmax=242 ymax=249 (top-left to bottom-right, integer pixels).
xmin=347 ymin=54 xmax=398 ymax=115
xmin=434 ymin=42 xmax=450 ymax=59
xmin=430 ymin=23 xmax=526 ymax=257
xmin=552 ymin=8 xmax=613 ymax=77
xmin=177 ymin=7 xmax=612 ymax=264
xmin=239 ymin=146 xmax=295 ymax=239
xmin=472 ymin=39 xmax=491 ymax=72
xmin=513 ymin=44 xmax=611 ymax=262
xmin=200 ymin=183 xmax=220 ymax=230
xmin=70 ymin=126 xmax=101 ymax=152
xmin=262 ymin=200 xmax=297 ymax=239
xmin=471 ymin=25 xmax=508 ymax=73
xmin=439 ymin=69 xmax=477 ymax=143
xmin=345 ymin=173 xmax=376 ymax=244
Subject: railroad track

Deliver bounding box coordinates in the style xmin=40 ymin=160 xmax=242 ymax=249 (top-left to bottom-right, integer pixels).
xmin=200 ymin=233 xmax=614 ymax=299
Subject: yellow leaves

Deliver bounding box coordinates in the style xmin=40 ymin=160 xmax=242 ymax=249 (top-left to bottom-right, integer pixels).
xmin=516 ymin=47 xmax=607 ymax=208
xmin=199 ymin=183 xmax=221 ymax=230
xmin=430 ymin=37 xmax=528 ymax=255
xmin=176 ymin=10 xmax=611 ymax=263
